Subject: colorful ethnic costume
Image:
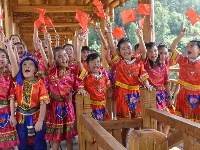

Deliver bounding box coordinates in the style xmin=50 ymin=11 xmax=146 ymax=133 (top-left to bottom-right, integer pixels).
xmin=15 ymin=56 xmax=50 ymax=150
xmin=112 ymin=55 xmax=149 ymax=119
xmin=171 ymin=50 xmax=200 ymax=122
xmin=144 ymin=60 xmax=169 ymax=110
xmin=79 ymin=69 xmax=110 ymax=121
xmin=45 ymin=64 xmax=81 ymax=141
xmin=0 ymin=71 xmax=19 ymax=148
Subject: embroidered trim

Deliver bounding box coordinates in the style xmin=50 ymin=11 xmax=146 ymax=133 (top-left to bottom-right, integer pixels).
xmin=112 ymin=54 xmax=120 ymax=63
xmin=124 ymin=58 xmax=136 ymax=65
xmin=177 ymin=79 xmax=200 ymax=90
xmin=90 ymin=100 xmax=106 ymax=106
xmin=138 ymin=73 xmax=149 ymax=83
xmin=115 ymin=81 xmax=139 ymax=90
xmin=171 ymin=50 xmax=180 ymax=62
xmin=91 ymin=73 xmax=104 ymax=80
xmin=79 ymin=69 xmax=88 ymax=80
xmin=188 ymin=55 xmax=200 ymax=63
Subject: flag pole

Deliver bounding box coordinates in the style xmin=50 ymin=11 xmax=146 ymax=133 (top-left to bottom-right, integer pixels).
xmin=151 ymin=0 xmax=155 ymax=42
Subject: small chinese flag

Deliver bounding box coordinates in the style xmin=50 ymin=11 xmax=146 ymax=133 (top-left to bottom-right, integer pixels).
xmin=93 ymin=0 xmax=104 ymax=13
xmin=136 ymin=4 xmax=151 ymax=15
xmin=186 ymin=8 xmax=200 ymax=25
xmin=112 ymin=26 xmax=125 ymax=39
xmin=44 ymin=17 xmax=54 ymax=28
xmin=35 ymin=8 xmax=46 ymax=15
xmin=95 ymin=11 xmax=107 ymax=20
xmin=0 ymin=10 xmax=4 ymax=20
xmin=41 ymin=26 xmax=47 ymax=33
xmin=75 ymin=10 xmax=90 ymax=34
xmin=34 ymin=19 xmax=43 ymax=29
xmin=138 ymin=16 xmax=145 ymax=29
xmin=120 ymin=9 xmax=136 ymax=24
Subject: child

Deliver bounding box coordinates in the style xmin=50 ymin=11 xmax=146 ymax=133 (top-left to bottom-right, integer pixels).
xmin=76 ymin=38 xmax=110 ymax=121
xmin=63 ymin=44 xmax=75 ymax=66
xmin=106 ymin=23 xmax=152 ymax=147
xmin=170 ymin=28 xmax=200 ymax=123
xmin=14 ymin=42 xmax=30 ymax=59
xmin=0 ymin=48 xmax=20 ymax=149
xmin=81 ymin=46 xmax=91 ymax=70
xmin=144 ymin=42 xmax=172 ymax=135
xmin=44 ymin=33 xmax=82 ymax=150
xmin=4 ymin=39 xmax=50 ymax=150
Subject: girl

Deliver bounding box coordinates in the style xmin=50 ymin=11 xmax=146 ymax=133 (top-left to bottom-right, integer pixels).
xmin=4 ymin=39 xmax=50 ymax=150
xmin=76 ymin=37 xmax=110 ymax=121
xmin=63 ymin=44 xmax=75 ymax=66
xmin=0 ymin=48 xmax=19 ymax=149
xmin=106 ymin=22 xmax=151 ymax=147
xmin=44 ymin=33 xmax=82 ymax=150
xmin=170 ymin=28 xmax=200 ymax=123
xmin=144 ymin=42 xmax=172 ymax=135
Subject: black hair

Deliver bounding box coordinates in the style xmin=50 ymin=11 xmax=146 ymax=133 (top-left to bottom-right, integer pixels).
xmin=145 ymin=42 xmax=161 ymax=68
xmin=158 ymin=43 xmax=168 ymax=50
xmin=9 ymin=35 xmax=22 ymax=42
xmin=53 ymin=46 xmax=65 ymax=59
xmin=14 ymin=42 xmax=25 ymax=48
xmin=90 ymin=49 xmax=97 ymax=54
xmin=86 ymin=53 xmax=101 ymax=64
xmin=63 ymin=44 xmax=74 ymax=50
xmin=81 ymin=46 xmax=90 ymax=52
xmin=117 ymin=37 xmax=132 ymax=51
xmin=0 ymin=48 xmax=10 ymax=63
xmin=190 ymin=40 xmax=200 ymax=48
xmin=134 ymin=43 xmax=139 ymax=51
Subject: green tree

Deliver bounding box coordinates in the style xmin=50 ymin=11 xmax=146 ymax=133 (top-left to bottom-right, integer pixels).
xmin=127 ymin=22 xmax=139 ymax=47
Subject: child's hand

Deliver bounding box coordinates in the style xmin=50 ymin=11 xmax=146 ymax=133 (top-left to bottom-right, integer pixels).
xmin=55 ymin=32 xmax=60 ymax=40
xmin=106 ymin=21 xmax=112 ymax=32
xmin=136 ymin=29 xmax=143 ymax=39
xmin=3 ymin=39 xmax=12 ymax=48
xmin=95 ymin=26 xmax=101 ymax=33
xmin=35 ymin=120 xmax=43 ymax=132
xmin=166 ymin=98 xmax=173 ymax=107
xmin=149 ymin=22 xmax=153 ymax=30
xmin=36 ymin=38 xmax=43 ymax=48
xmin=179 ymin=28 xmax=186 ymax=37
xmin=10 ymin=116 xmax=17 ymax=127
xmin=78 ymin=88 xmax=88 ymax=97
xmin=44 ymin=32 xmax=51 ymax=41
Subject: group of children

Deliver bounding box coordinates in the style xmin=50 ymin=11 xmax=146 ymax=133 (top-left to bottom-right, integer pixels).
xmin=0 ymin=18 xmax=200 ymax=150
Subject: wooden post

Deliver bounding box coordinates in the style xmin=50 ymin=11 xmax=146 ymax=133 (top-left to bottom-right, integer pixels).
xmin=129 ymin=129 xmax=168 ymax=150
xmin=4 ymin=0 xmax=13 ymax=38
xmin=183 ymin=133 xmax=200 ymax=150
xmin=140 ymin=88 xmax=157 ymax=129
xmin=100 ymin=18 xmax=107 ymax=69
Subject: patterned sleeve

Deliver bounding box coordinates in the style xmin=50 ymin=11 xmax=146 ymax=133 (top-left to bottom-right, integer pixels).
xmin=111 ymin=54 xmax=121 ymax=66
xmin=78 ymin=69 xmax=88 ymax=80
xmin=164 ymin=65 xmax=169 ymax=84
xmin=138 ymin=61 xmax=149 ymax=83
xmin=8 ymin=79 xmax=15 ymax=101
xmin=171 ymin=50 xmax=187 ymax=64
xmin=39 ymin=79 xmax=50 ymax=105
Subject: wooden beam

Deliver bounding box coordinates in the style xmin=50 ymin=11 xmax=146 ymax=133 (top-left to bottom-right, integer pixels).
xmin=13 ymin=5 xmax=94 ymax=13
xmin=99 ymin=119 xmax=143 ymax=130
xmin=20 ymin=32 xmax=72 ymax=36
xmin=146 ymin=108 xmax=200 ymax=139
xmin=168 ymin=130 xmax=183 ymax=149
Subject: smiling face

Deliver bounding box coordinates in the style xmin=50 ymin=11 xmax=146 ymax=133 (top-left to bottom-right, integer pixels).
xmin=81 ymin=50 xmax=90 ymax=61
xmin=64 ymin=45 xmax=74 ymax=57
xmin=22 ymin=60 xmax=37 ymax=80
xmin=10 ymin=35 xmax=21 ymax=45
xmin=158 ymin=47 xmax=168 ymax=63
xmin=147 ymin=45 xmax=158 ymax=62
xmin=55 ymin=49 xmax=69 ymax=68
xmin=15 ymin=43 xmax=25 ymax=58
xmin=88 ymin=57 xmax=101 ymax=74
xmin=118 ymin=41 xmax=133 ymax=60
xmin=186 ymin=42 xmax=200 ymax=59
xmin=0 ymin=51 xmax=8 ymax=69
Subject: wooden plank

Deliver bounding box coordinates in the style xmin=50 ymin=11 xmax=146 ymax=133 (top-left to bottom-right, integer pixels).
xmin=81 ymin=114 xmax=126 ymax=150
xmin=146 ymin=108 xmax=200 ymax=139
xmin=99 ymin=119 xmax=143 ymax=130
xmin=169 ymin=68 xmax=180 ymax=72
xmin=13 ymin=5 xmax=94 ymax=13
xmin=112 ymin=129 xmax=122 ymax=144
xmin=168 ymin=130 xmax=183 ymax=149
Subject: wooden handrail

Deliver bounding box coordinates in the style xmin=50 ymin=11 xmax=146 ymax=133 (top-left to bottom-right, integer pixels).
xmin=81 ymin=114 xmax=126 ymax=150
xmin=169 ymin=68 xmax=180 ymax=72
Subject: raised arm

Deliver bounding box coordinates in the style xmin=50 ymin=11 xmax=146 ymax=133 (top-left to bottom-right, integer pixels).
xmin=3 ymin=39 xmax=19 ymax=77
xmin=96 ymin=26 xmax=109 ymax=50
xmin=45 ymin=33 xmax=54 ymax=66
xmin=0 ymin=27 xmax=7 ymax=52
xmin=37 ymin=38 xmax=48 ymax=69
xmin=136 ymin=29 xmax=147 ymax=60
xmin=105 ymin=48 xmax=112 ymax=66
xmin=76 ymin=35 xmax=85 ymax=72
xmin=106 ymin=22 xmax=117 ymax=57
xmin=170 ymin=28 xmax=186 ymax=54
xmin=55 ymin=32 xmax=60 ymax=47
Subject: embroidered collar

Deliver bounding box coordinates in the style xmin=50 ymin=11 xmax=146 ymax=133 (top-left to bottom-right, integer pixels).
xmin=124 ymin=58 xmax=136 ymax=65
xmin=91 ymin=72 xmax=103 ymax=80
xmin=188 ymin=56 xmax=200 ymax=63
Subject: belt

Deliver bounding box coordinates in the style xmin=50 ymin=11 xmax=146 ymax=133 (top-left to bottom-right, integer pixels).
xmin=16 ymin=106 xmax=40 ymax=116
xmin=49 ymin=92 xmax=70 ymax=102
xmin=90 ymin=100 xmax=106 ymax=106
xmin=0 ymin=100 xmax=10 ymax=105
xmin=115 ymin=81 xmax=139 ymax=90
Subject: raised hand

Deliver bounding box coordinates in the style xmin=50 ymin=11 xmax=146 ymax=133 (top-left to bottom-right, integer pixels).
xmin=179 ymin=28 xmax=186 ymax=37
xmin=136 ymin=29 xmax=143 ymax=39
xmin=3 ymin=39 xmax=12 ymax=48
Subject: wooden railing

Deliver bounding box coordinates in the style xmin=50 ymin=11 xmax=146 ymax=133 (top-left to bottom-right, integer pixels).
xmin=76 ymin=68 xmax=200 ymax=150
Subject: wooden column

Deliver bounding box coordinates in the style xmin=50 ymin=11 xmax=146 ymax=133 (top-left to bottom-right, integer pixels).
xmin=4 ymin=0 xmax=13 ymax=38
xmin=13 ymin=23 xmax=19 ymax=35
xmin=139 ymin=0 xmax=155 ymax=42
xmin=100 ymin=18 xmax=107 ymax=69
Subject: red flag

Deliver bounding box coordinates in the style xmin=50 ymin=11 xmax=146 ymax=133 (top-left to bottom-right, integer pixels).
xmin=75 ymin=10 xmax=90 ymax=34
xmin=112 ymin=26 xmax=125 ymax=39
xmin=41 ymin=26 xmax=47 ymax=33
xmin=120 ymin=9 xmax=136 ymax=24
xmin=93 ymin=0 xmax=104 ymax=13
xmin=136 ymin=4 xmax=151 ymax=15
xmin=0 ymin=10 xmax=4 ymax=20
xmin=44 ymin=17 xmax=54 ymax=28
xmin=95 ymin=11 xmax=107 ymax=20
xmin=35 ymin=8 xmax=46 ymax=15
xmin=138 ymin=16 xmax=145 ymax=29
xmin=34 ymin=19 xmax=43 ymax=29
xmin=186 ymin=8 xmax=200 ymax=25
